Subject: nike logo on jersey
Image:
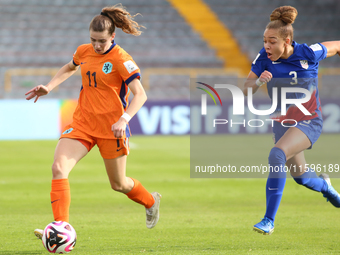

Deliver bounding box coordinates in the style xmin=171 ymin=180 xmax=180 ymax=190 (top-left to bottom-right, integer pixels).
xmin=268 ymin=187 xmax=278 ymax=190
xmin=272 ymin=61 xmax=281 ymax=64
xmin=51 ymin=199 xmax=60 ymax=204
xmin=80 ymin=62 xmax=87 ymax=65
xmin=116 ymin=147 xmax=123 ymax=152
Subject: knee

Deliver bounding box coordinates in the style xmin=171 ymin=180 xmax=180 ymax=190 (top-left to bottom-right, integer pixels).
xmin=268 ymin=147 xmax=287 ymax=164
xmin=51 ymin=161 xmax=66 ymax=179
xmin=111 ymin=182 xmax=128 ymax=193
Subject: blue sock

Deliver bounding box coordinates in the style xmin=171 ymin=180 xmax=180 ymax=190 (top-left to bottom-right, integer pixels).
xmin=293 ymin=169 xmax=328 ymax=193
xmin=264 ymin=147 xmax=287 ymax=222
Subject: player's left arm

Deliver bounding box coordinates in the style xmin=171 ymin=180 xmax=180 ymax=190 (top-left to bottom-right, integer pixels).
xmin=124 ymin=78 xmax=147 ymax=119
xmin=111 ymin=78 xmax=147 ymax=138
xmin=321 ymin=41 xmax=340 ymax=58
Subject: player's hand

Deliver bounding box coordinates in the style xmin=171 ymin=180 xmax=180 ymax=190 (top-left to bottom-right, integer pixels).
xmin=25 ymin=85 xmax=50 ymax=103
xmin=111 ymin=118 xmax=128 ymax=138
xmin=259 ymin=70 xmax=273 ymax=84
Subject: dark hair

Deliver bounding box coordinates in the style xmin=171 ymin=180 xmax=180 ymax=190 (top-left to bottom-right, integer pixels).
xmin=266 ymin=6 xmax=298 ymax=43
xmin=89 ymin=4 xmax=144 ymax=36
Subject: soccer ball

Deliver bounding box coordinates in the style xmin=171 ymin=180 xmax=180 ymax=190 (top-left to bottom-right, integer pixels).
xmin=42 ymin=221 xmax=77 ymax=254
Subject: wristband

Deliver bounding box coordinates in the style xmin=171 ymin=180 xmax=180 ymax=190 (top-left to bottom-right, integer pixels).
xmin=255 ymin=78 xmax=266 ymax=87
xmin=121 ymin=112 xmax=131 ymax=122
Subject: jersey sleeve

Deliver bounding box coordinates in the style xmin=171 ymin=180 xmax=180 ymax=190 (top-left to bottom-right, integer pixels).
xmin=72 ymin=47 xmax=81 ymax=66
xmin=304 ymin=43 xmax=327 ymax=63
xmin=116 ymin=54 xmax=141 ymax=85
xmin=251 ymin=48 xmax=268 ymax=77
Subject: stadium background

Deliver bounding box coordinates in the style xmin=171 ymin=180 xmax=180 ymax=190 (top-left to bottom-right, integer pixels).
xmin=1 ymin=0 xmax=340 ymax=139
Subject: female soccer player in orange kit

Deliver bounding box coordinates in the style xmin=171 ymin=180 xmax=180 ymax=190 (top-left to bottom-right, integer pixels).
xmin=25 ymin=4 xmax=161 ymax=237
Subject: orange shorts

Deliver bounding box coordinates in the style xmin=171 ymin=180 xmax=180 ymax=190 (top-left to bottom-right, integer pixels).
xmin=60 ymin=124 xmax=130 ymax=159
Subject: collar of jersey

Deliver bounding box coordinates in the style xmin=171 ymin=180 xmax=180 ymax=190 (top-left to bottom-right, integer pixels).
xmin=102 ymin=40 xmax=116 ymax=55
xmin=277 ymin=41 xmax=297 ymax=62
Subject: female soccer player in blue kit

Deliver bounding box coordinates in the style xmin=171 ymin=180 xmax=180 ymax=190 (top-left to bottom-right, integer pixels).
xmin=243 ymin=6 xmax=340 ymax=235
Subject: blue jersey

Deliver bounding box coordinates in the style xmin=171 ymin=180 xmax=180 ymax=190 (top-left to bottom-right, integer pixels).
xmin=251 ymin=41 xmax=327 ymax=123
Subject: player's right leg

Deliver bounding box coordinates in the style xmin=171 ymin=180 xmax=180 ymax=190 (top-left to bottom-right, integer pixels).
xmin=34 ymin=138 xmax=89 ymax=239
xmin=254 ymin=126 xmax=312 ymax=235
xmin=50 ymin=138 xmax=89 ymax=221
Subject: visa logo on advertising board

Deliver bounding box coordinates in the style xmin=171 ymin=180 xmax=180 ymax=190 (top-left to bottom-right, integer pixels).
xmin=136 ymin=105 xmax=190 ymax=135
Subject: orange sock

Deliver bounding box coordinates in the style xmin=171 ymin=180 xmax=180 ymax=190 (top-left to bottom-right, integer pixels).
xmin=126 ymin=178 xmax=155 ymax=208
xmin=50 ymin=179 xmax=70 ymax=222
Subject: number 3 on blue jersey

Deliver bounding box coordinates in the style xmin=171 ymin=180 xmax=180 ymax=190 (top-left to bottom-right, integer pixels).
xmin=289 ymin=71 xmax=297 ymax=85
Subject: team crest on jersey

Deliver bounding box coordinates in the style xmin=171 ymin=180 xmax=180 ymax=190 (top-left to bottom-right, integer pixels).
xmin=300 ymin=60 xmax=309 ymax=69
xmin=102 ymin=62 xmax=113 ymax=74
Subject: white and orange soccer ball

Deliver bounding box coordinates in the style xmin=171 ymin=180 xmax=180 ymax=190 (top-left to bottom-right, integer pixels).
xmin=42 ymin=221 xmax=77 ymax=254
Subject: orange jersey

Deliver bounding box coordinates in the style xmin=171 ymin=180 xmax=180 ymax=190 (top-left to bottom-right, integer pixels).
xmin=71 ymin=41 xmax=140 ymax=139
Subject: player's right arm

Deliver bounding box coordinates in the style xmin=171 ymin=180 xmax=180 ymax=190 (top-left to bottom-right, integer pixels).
xmin=243 ymin=70 xmax=272 ymax=96
xmin=25 ymin=60 xmax=79 ymax=103
xmin=244 ymin=48 xmax=272 ymax=96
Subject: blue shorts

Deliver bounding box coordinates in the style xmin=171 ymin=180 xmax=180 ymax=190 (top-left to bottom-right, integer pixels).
xmin=273 ymin=117 xmax=323 ymax=149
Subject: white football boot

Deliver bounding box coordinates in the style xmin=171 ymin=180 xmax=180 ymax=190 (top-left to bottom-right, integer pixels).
xmin=146 ymin=192 xmax=161 ymax=229
xmin=34 ymin=229 xmax=43 ymax=240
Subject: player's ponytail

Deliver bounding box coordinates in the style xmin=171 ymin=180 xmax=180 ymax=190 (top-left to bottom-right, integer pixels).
xmin=270 ymin=6 xmax=298 ymax=25
xmin=89 ymin=4 xmax=144 ymax=36
xmin=266 ymin=6 xmax=298 ymax=43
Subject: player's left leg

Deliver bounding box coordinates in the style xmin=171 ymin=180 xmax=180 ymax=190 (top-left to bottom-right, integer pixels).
xmin=288 ymin=151 xmax=327 ymax=192
xmin=103 ymin=155 xmax=161 ymax=228
xmin=288 ymin=152 xmax=340 ymax=207
xmin=287 ymin=117 xmax=340 ymax=207
xmin=99 ymin=138 xmax=161 ymax=229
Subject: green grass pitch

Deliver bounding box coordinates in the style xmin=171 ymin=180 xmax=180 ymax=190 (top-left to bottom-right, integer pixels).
xmin=1 ymin=134 xmax=340 ymax=254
